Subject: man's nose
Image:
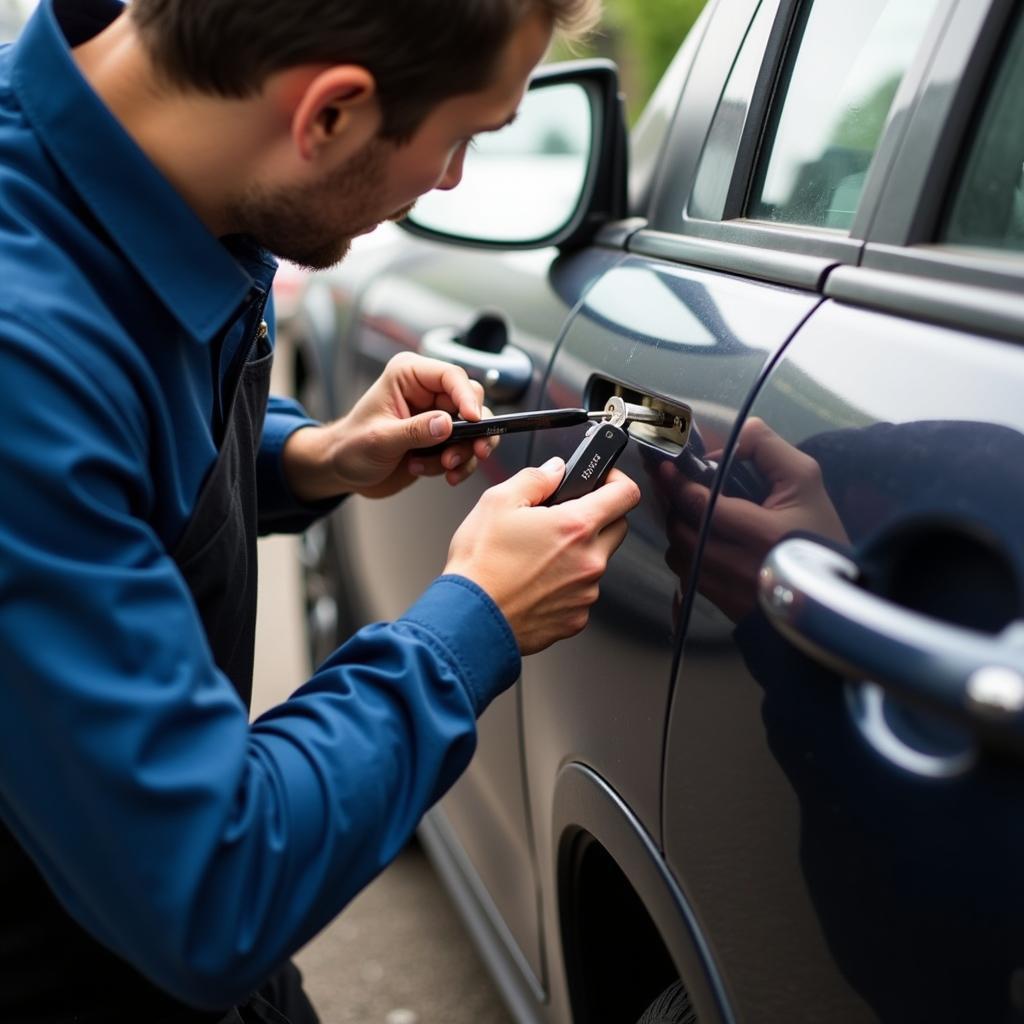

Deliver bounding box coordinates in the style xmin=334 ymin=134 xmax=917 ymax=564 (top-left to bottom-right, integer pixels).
xmin=437 ymin=144 xmax=468 ymax=191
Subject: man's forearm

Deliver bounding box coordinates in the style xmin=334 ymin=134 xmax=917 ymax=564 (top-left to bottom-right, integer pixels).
xmin=281 ymin=422 xmax=350 ymax=503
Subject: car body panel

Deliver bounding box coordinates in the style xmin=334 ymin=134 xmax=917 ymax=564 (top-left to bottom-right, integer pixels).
xmin=513 ymin=256 xmax=817 ymax=1019
xmin=284 ymin=0 xmax=1024 ymax=1018
xmin=665 ymin=300 xmax=1024 ymax=1021
xmin=524 ymin=253 xmax=820 ymax=835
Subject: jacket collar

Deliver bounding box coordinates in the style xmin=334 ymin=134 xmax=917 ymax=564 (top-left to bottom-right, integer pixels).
xmin=10 ymin=0 xmax=258 ymax=342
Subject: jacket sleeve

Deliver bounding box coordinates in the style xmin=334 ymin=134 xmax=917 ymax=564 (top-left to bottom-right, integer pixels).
xmin=0 ymin=317 xmax=521 ymax=1009
xmin=256 ymin=394 xmax=344 ymax=535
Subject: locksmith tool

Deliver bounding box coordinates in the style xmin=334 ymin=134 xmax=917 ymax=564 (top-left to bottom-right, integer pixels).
xmin=418 ymin=397 xmax=679 ymax=504
xmin=546 ymin=397 xmax=676 ymax=505
xmin=417 ymin=408 xmax=595 ymax=454
xmin=416 ymin=398 xmax=678 ymax=455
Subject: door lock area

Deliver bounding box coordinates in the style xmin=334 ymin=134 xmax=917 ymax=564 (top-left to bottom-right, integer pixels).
xmin=586 ymin=379 xmax=693 ymax=453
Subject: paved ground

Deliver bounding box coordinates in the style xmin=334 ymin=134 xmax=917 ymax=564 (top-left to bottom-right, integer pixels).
xmin=250 ymin=340 xmax=514 ymax=1022
xmin=295 ymin=841 xmax=515 ymax=1024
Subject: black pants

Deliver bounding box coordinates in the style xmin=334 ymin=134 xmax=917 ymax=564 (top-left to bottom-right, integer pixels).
xmin=219 ymin=962 xmax=320 ymax=1024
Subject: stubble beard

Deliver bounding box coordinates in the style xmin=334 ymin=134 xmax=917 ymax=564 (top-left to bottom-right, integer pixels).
xmin=225 ymin=136 xmax=393 ymax=271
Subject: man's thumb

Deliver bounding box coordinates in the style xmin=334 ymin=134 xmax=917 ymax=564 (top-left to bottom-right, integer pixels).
xmin=506 ymin=457 xmax=565 ymax=507
xmin=395 ymin=411 xmax=452 ymax=453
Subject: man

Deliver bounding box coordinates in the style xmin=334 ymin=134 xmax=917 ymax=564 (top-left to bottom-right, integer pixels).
xmin=0 ymin=0 xmax=639 ymax=1020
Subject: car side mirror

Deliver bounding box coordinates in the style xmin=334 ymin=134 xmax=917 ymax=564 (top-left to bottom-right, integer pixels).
xmin=401 ymin=60 xmax=627 ymax=251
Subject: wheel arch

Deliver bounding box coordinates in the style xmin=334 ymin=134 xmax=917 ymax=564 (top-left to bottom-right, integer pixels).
xmin=553 ymin=763 xmax=733 ymax=1024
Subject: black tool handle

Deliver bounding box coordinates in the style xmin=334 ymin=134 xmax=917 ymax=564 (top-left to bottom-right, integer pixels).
xmin=416 ymin=408 xmax=591 ymax=456
xmin=546 ymin=424 xmax=630 ymax=506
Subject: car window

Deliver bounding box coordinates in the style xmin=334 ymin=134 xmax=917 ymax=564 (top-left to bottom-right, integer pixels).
xmin=0 ymin=0 xmax=34 ymax=42
xmin=688 ymin=0 xmax=778 ymax=221
xmin=747 ymin=0 xmax=941 ymax=232
xmin=942 ymin=10 xmax=1024 ymax=254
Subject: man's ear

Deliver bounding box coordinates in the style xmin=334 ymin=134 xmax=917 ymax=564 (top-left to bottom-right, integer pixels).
xmin=291 ymin=66 xmax=379 ymax=162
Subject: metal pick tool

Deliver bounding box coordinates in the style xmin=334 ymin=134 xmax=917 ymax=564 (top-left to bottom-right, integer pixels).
xmin=416 ymin=397 xmax=679 ymax=454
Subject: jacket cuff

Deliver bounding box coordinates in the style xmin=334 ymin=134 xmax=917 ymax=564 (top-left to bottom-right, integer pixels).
xmin=400 ymin=575 xmax=521 ymax=715
xmin=257 ymin=414 xmax=343 ymax=534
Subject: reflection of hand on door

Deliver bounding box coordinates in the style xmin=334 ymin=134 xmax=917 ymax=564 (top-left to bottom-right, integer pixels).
xmin=657 ymin=418 xmax=848 ymax=623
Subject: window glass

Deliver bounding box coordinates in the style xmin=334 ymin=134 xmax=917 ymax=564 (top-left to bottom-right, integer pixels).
xmin=943 ymin=12 xmax=1024 ymax=253
xmin=748 ymin=0 xmax=940 ymax=231
xmin=689 ymin=0 xmax=777 ymax=220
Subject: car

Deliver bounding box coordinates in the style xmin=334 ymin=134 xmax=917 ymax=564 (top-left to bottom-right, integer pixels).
xmin=278 ymin=0 xmax=1024 ymax=1020
xmin=0 ymin=0 xmax=34 ymax=42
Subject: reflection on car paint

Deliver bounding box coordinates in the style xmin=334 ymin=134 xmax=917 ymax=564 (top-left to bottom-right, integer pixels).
xmin=665 ymin=303 xmax=1024 ymax=1022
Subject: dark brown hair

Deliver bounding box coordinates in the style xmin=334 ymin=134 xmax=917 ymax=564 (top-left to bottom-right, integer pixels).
xmin=130 ymin=0 xmax=600 ymax=140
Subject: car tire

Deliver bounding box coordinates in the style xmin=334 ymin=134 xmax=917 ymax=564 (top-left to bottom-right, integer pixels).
xmin=635 ymin=981 xmax=696 ymax=1024
xmin=290 ymin=349 xmax=345 ymax=670
xmin=298 ymin=516 xmax=342 ymax=671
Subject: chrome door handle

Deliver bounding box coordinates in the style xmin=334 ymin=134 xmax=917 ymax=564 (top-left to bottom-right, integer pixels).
xmin=759 ymin=537 xmax=1024 ymax=754
xmin=420 ymin=325 xmax=532 ymax=403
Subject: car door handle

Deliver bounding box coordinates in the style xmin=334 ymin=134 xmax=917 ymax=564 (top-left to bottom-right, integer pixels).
xmin=759 ymin=537 xmax=1024 ymax=754
xmin=420 ymin=314 xmax=532 ymax=403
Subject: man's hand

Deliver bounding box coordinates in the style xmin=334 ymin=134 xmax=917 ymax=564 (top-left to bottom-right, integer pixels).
xmin=445 ymin=460 xmax=641 ymax=655
xmin=658 ymin=418 xmax=847 ymax=622
xmin=282 ymin=352 xmax=498 ymax=502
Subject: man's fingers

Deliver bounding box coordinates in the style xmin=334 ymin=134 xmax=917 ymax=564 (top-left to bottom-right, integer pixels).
xmin=597 ymin=516 xmax=630 ymax=559
xmin=391 ymin=354 xmax=484 ymax=421
xmin=408 ymin=439 xmax=495 ymax=487
xmin=445 ymin=456 xmax=479 ymax=487
xmin=433 ymin=394 xmax=460 ymax=417
xmin=572 ymin=469 xmax=641 ymax=528
xmin=406 ymin=454 xmax=447 ymax=479
xmin=431 ymin=365 xmax=484 ymax=421
xmin=445 ymin=369 xmax=484 ymax=421
xmin=401 ymin=410 xmax=455 ymax=451
xmin=473 ymin=435 xmax=499 ymax=461
xmin=368 ymin=409 xmax=465 ymax=465
xmin=498 ymin=458 xmax=567 ymax=507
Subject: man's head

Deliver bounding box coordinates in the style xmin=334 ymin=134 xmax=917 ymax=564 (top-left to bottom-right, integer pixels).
xmin=126 ymin=0 xmax=600 ymax=268
xmin=131 ymin=0 xmax=599 ymax=142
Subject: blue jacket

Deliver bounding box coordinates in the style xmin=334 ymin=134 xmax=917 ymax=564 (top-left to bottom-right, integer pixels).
xmin=0 ymin=0 xmax=520 ymax=1007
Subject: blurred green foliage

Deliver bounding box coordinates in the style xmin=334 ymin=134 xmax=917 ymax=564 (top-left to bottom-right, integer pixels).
xmin=553 ymin=0 xmax=710 ymax=120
